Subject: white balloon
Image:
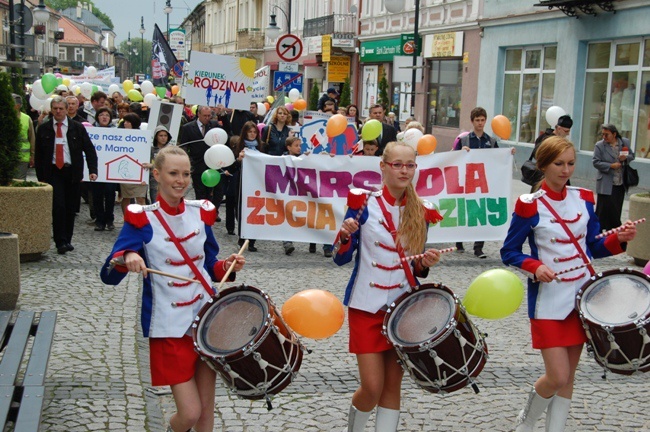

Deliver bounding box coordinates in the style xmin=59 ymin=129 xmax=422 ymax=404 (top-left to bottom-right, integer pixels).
xmin=140 ymin=122 xmax=148 ymax=130
xmin=87 ymin=66 xmax=97 ymax=78
xmin=43 ymin=97 xmax=53 ymax=113
xmin=32 ymin=80 xmax=48 ymax=99
xmin=384 ymin=0 xmax=405 ymax=14
xmin=29 ymin=94 xmax=46 ymax=111
xmin=80 ymin=82 xmax=93 ymax=99
xmin=288 ymin=88 xmax=300 ymax=102
xmin=545 ymin=106 xmax=566 ymax=127
xmin=396 ymin=131 xmax=405 ymax=142
xmin=256 ymin=102 xmax=267 ymax=116
xmin=108 ymin=84 xmax=120 ymax=96
xmin=141 ymin=80 xmax=155 ymax=95
xmin=70 ymin=85 xmax=80 ymax=95
xmin=133 ymin=83 xmax=141 ymax=90
xmin=68 ymin=79 xmax=76 ymax=87
xmin=143 ymin=93 xmax=158 ymax=107
xmin=403 ymin=128 xmax=423 ymax=150
xmin=204 ymin=144 xmax=235 ymax=169
xmin=56 ymin=84 xmax=68 ymax=92
xmin=204 ymin=127 xmax=229 ymax=146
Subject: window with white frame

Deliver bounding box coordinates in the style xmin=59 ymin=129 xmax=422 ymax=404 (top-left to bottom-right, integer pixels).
xmin=58 ymin=47 xmax=66 ymax=61
xmin=581 ymin=39 xmax=650 ymax=159
xmin=74 ymin=47 xmax=84 ymax=62
xmin=501 ymin=46 xmax=557 ymax=143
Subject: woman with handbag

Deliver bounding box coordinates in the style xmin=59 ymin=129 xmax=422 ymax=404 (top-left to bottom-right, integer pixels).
xmin=592 ymin=123 xmax=635 ymax=231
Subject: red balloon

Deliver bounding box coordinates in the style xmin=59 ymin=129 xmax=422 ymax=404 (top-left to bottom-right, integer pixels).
xmin=281 ymin=290 xmax=345 ymax=339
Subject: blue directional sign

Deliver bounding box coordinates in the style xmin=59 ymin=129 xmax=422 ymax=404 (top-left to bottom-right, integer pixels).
xmin=273 ymin=71 xmax=303 ymax=93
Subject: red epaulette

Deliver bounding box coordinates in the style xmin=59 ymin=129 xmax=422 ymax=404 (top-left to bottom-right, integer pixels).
xmin=514 ymin=198 xmax=538 ymax=219
xmin=422 ymin=200 xmax=443 ymax=224
xmin=124 ymin=204 xmax=150 ymax=228
xmin=199 ymin=200 xmax=217 ymax=226
xmin=347 ymin=188 xmax=370 ymax=211
xmin=578 ymin=188 xmax=596 ymax=205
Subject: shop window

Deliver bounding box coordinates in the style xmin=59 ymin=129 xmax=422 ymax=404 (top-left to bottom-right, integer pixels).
xmin=580 ymin=39 xmax=649 ymax=159
xmin=427 ymin=60 xmax=462 ymax=128
xmin=501 ymin=46 xmax=556 ymax=143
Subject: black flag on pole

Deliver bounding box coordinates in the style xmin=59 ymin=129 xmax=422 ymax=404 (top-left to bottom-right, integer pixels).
xmin=151 ymin=24 xmax=178 ymax=88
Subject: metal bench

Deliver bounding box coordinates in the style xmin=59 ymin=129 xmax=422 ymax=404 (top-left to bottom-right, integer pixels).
xmin=0 ymin=311 xmax=57 ymax=432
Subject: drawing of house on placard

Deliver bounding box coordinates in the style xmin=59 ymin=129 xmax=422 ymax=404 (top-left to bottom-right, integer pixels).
xmin=105 ymin=155 xmax=144 ymax=183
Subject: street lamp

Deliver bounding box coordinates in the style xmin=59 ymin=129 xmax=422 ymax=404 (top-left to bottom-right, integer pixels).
xmin=133 ymin=48 xmax=138 ymax=75
xmin=139 ymin=16 xmax=145 ymax=78
xmin=33 ymin=0 xmax=50 ymax=73
xmin=127 ymin=32 xmax=132 ymax=78
xmin=164 ymin=0 xmax=173 ymax=38
xmin=265 ymin=1 xmax=292 ymax=39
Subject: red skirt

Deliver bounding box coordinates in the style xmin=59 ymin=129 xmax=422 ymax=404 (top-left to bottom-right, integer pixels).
xmin=149 ymin=335 xmax=199 ymax=386
xmin=530 ymin=310 xmax=587 ymax=349
xmin=348 ymin=308 xmax=392 ymax=354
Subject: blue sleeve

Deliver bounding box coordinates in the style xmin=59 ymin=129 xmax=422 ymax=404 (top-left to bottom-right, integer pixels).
xmin=500 ymin=212 xmax=539 ymax=270
xmin=100 ymin=223 xmax=153 ymax=285
xmin=333 ymin=206 xmax=367 ymax=266
xmin=204 ymin=225 xmax=221 ymax=281
xmin=584 ymin=201 xmax=612 ymax=259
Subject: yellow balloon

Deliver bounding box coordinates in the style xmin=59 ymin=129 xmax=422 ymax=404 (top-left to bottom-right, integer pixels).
xmin=281 ymin=290 xmax=344 ymax=339
xmin=462 ymin=269 xmax=524 ymax=319
xmin=62 ymin=78 xmax=71 ymax=87
xmin=123 ymin=79 xmax=134 ymax=93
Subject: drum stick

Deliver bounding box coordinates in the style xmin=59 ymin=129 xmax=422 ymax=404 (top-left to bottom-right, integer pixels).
xmin=553 ymin=261 xmax=592 ymax=278
xmin=109 ymin=260 xmax=202 ymax=284
xmin=333 ymin=191 xmax=374 ymax=253
xmin=397 ymin=247 xmax=456 ymax=263
xmin=594 ymin=218 xmax=645 ymax=239
xmin=216 ymin=240 xmax=249 ymax=292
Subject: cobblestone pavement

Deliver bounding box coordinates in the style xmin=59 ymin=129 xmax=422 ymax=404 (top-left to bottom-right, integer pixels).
xmin=15 ymin=171 xmax=650 ymax=431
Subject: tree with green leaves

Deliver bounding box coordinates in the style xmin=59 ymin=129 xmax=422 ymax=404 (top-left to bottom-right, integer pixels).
xmin=45 ymin=0 xmax=114 ymax=30
xmin=309 ymin=82 xmax=320 ymax=111
xmin=378 ymin=72 xmax=389 ymax=110
xmin=117 ymin=39 xmax=153 ymax=76
xmin=0 ymin=72 xmax=22 ymax=186
xmin=339 ymin=76 xmax=351 ymax=108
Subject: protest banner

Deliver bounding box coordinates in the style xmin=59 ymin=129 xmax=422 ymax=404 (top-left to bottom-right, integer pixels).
xmin=300 ymin=111 xmax=358 ymax=155
xmin=83 ymin=128 xmax=152 ymax=184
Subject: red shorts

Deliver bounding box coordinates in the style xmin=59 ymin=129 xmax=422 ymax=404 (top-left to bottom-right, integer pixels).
xmin=348 ymin=308 xmax=392 ymax=354
xmin=149 ymin=335 xmax=199 ymax=386
xmin=530 ymin=310 xmax=587 ymax=349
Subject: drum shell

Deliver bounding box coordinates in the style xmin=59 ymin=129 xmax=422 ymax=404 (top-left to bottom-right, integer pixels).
xmin=193 ymin=285 xmax=303 ymax=399
xmin=384 ymin=283 xmax=488 ymax=394
xmin=576 ymin=269 xmax=650 ymax=375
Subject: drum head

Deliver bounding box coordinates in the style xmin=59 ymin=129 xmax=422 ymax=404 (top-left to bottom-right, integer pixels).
xmin=580 ymin=272 xmax=650 ymax=326
xmin=388 ymin=289 xmax=456 ymax=346
xmin=197 ymin=290 xmax=268 ymax=356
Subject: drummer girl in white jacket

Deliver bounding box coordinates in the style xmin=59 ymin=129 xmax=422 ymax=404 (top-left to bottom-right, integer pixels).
xmin=334 ymin=141 xmax=443 ymax=432
xmin=500 ymin=136 xmax=636 ymax=431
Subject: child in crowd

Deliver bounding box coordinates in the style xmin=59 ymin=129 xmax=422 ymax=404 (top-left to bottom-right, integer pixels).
xmin=283 ymin=137 xmax=303 ymax=255
xmin=355 ymin=140 xmax=379 ymax=156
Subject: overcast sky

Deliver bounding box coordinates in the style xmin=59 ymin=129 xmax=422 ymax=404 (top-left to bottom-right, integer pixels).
xmin=93 ymin=0 xmax=203 ymax=44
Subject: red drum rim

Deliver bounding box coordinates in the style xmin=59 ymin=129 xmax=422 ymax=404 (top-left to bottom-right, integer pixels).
xmin=576 ymin=268 xmax=650 ymax=330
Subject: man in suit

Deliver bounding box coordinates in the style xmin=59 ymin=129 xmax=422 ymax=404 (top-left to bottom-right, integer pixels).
xmin=35 ymin=96 xmax=98 ymax=254
xmin=368 ymin=104 xmax=397 ymax=155
xmin=180 ymin=105 xmax=223 ymax=220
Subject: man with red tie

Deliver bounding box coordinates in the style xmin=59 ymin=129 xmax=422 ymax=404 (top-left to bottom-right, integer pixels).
xmin=35 ymin=96 xmax=98 ymax=254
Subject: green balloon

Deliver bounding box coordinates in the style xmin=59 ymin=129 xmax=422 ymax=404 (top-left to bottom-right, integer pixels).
xmin=91 ymin=85 xmax=99 ymax=95
xmin=361 ymin=119 xmax=382 ymax=141
xmin=41 ymin=73 xmax=58 ymax=94
xmin=127 ymin=89 xmax=143 ymax=102
xmin=201 ymin=169 xmax=221 ymax=187
xmin=155 ymin=86 xmax=167 ymax=98
xmin=462 ymin=269 xmax=524 ymax=320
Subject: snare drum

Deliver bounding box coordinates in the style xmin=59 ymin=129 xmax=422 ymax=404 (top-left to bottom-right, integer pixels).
xmin=192 ymin=285 xmax=304 ymax=401
xmin=383 ymin=283 xmax=488 ymax=394
xmin=576 ymin=268 xmax=650 ymax=375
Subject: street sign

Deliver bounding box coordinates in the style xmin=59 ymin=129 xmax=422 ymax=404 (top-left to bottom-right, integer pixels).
xmin=273 ymin=71 xmax=303 ymax=93
xmin=278 ymin=61 xmax=299 ymax=72
xmin=276 ymin=34 xmax=303 ymax=62
xmin=172 ymin=61 xmax=185 ymax=78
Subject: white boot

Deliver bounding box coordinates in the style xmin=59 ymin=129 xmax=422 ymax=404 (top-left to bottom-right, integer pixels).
xmin=545 ymin=396 xmax=571 ymax=432
xmin=348 ymin=404 xmax=372 ymax=432
xmin=515 ymin=387 xmax=553 ymax=432
xmin=375 ymin=407 xmax=400 ymax=432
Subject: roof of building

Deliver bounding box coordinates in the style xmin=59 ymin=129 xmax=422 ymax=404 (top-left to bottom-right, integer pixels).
xmin=58 ymin=15 xmax=97 ymax=46
xmin=60 ymin=6 xmax=111 ymax=32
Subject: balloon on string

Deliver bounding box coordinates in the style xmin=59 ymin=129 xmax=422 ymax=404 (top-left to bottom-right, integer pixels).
xmin=91 ymin=85 xmax=99 ymax=95
xmin=403 ymin=128 xmax=423 ymax=151
xmin=453 ymin=131 xmax=470 ymax=149
xmin=41 ymin=73 xmax=58 ymax=94
xmin=122 ymin=80 xmax=134 ymax=93
xmin=257 ymin=123 xmax=266 ymax=134
xmin=396 ymin=131 xmax=405 ymax=142
xmin=263 ymin=102 xmax=270 ymax=111
xmin=155 ymin=87 xmax=167 ymax=98
xmin=293 ymin=99 xmax=307 ymax=111
xmin=201 ymin=169 xmax=221 ymax=187
xmin=29 ymin=94 xmax=46 ymax=111
xmin=56 ymin=77 xmax=63 ymax=85
xmin=204 ymin=144 xmax=235 ymax=169
xmin=56 ymin=84 xmax=68 ymax=92
xmin=417 ymin=134 xmax=437 ymax=155
xmin=143 ymin=93 xmax=158 ymax=107
xmin=285 ymin=102 xmax=294 ymax=111
xmin=166 ymin=90 xmax=172 ymax=98
xmin=266 ymin=95 xmax=275 ymax=104
xmin=68 ymin=79 xmax=76 ymax=87
xmin=139 ymin=122 xmax=148 ymax=130
xmin=171 ymin=85 xmax=180 ymax=95
xmin=141 ymin=80 xmax=154 ymax=95
xmin=281 ymin=289 xmax=345 ymax=339
xmin=288 ymin=88 xmax=300 ymax=102
xmin=284 ymin=96 xmax=290 ymax=104
xmin=462 ymin=269 xmax=524 ymax=320
xmin=191 ymin=105 xmax=198 ymax=115
xmin=70 ymin=85 xmax=80 ymax=95
xmin=361 ymin=119 xmax=382 ymax=141
xmin=326 ymin=114 xmax=348 ymax=138
xmin=204 ymin=127 xmax=229 ymax=146
xmin=545 ymin=106 xmax=566 ymax=127
xmin=87 ymin=66 xmax=97 ymax=78
xmin=55 ymin=73 xmax=62 ymax=78
xmin=82 ymin=121 xmax=93 ymax=128
xmin=127 ymin=89 xmax=143 ymax=102
xmin=644 ymin=260 xmax=650 ymax=276
xmin=256 ymin=102 xmax=267 ymax=116
xmin=62 ymin=78 xmax=71 ymax=87
xmin=31 ymin=80 xmax=48 ymax=99
xmin=491 ymin=115 xmax=512 ymax=140
xmin=108 ymin=84 xmax=120 ymax=96
xmin=80 ymin=82 xmax=93 ymax=99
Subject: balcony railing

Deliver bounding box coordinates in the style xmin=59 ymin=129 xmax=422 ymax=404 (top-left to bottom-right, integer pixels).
xmin=43 ymin=56 xmax=58 ymax=66
xmin=303 ymin=14 xmax=356 ymax=38
xmin=237 ymin=28 xmax=264 ymax=51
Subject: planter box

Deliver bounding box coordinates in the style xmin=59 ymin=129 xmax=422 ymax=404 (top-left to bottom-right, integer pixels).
xmin=0 ymin=183 xmax=53 ymax=261
xmin=0 ymin=233 xmax=20 ymax=310
xmin=627 ymin=193 xmax=650 ymax=267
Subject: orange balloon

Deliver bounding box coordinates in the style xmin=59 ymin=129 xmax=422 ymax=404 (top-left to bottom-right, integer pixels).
xmin=417 ymin=134 xmax=437 ymax=155
xmin=293 ymin=98 xmax=307 ymax=111
xmin=326 ymin=114 xmax=348 ymax=138
xmin=281 ymin=289 xmax=345 ymax=339
xmin=491 ymin=115 xmax=512 ymax=140
xmin=264 ymin=102 xmax=270 ymax=111
xmin=171 ymin=85 xmax=179 ymax=95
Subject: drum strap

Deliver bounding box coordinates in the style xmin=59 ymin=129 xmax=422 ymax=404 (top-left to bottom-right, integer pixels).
xmin=538 ymin=196 xmax=595 ymax=277
xmin=375 ymin=196 xmax=417 ymax=288
xmin=152 ymin=209 xmax=216 ymax=296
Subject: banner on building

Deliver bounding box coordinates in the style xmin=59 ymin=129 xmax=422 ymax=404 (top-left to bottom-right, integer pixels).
xmin=151 ymin=24 xmax=178 ymax=88
xmin=327 ymin=56 xmax=351 ymax=82
xmin=240 ymin=149 xmax=513 ymax=243
xmin=83 ymin=128 xmax=152 ymax=184
xmin=361 ymin=65 xmax=378 ymax=118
